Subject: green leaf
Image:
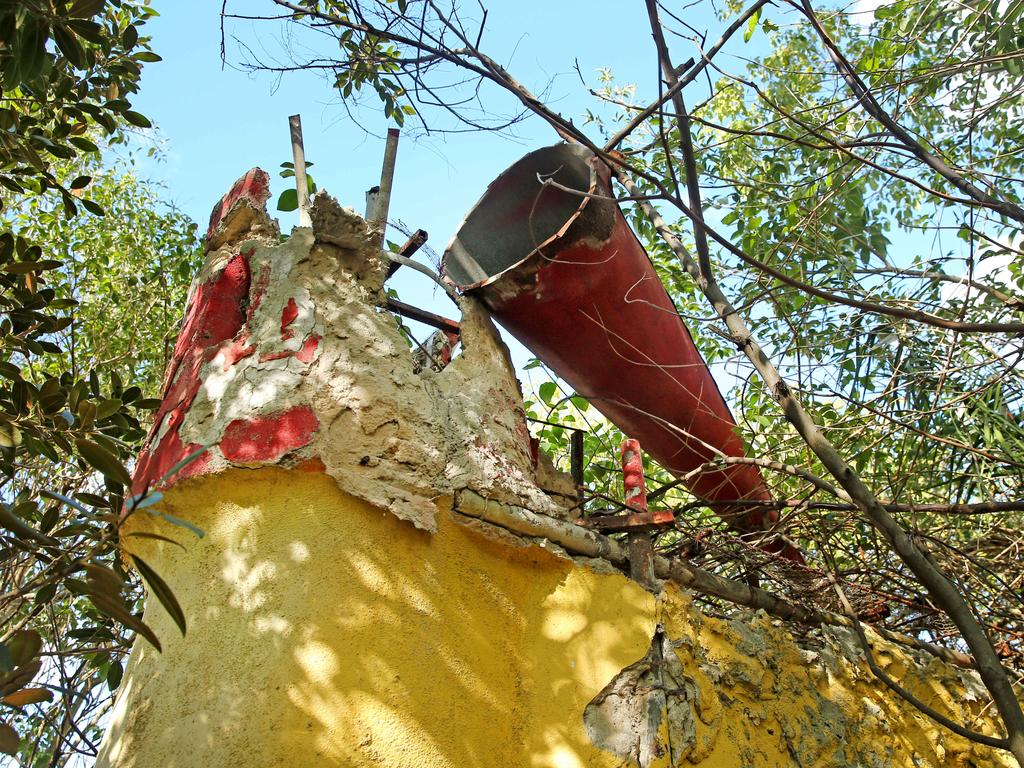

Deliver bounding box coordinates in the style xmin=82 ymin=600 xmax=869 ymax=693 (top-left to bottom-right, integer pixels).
xmin=123 ymin=531 xmax=186 ymax=551
xmin=133 ymin=554 xmax=187 ymax=636
xmin=106 ymin=659 xmax=123 ymax=691
xmin=95 ymin=397 xmax=122 ymax=420
xmin=122 ymin=111 xmax=152 ymax=128
xmin=151 ymin=511 xmax=204 ymax=539
xmin=68 ymin=136 xmax=99 ymax=153
xmin=67 ymin=19 xmax=103 ymax=44
xmin=0 ymin=504 xmax=51 ymax=544
xmin=18 ymin=21 xmax=49 ymax=83
xmin=129 ymin=491 xmax=163 ymax=511
xmin=7 ymin=631 xmax=41 ymax=668
xmin=744 ymin=8 xmax=761 ymax=42
xmin=69 ymin=0 xmax=106 ymax=18
xmin=77 ymin=399 xmax=97 ymax=429
xmin=122 ymin=24 xmax=139 ymax=49
xmin=81 ymin=198 xmax=104 ymax=216
xmin=539 ymin=381 xmax=557 ymax=405
xmin=75 ymin=438 xmax=132 ymax=487
xmin=83 ymin=563 xmax=125 ymax=597
xmin=277 ymin=188 xmax=299 ymax=212
xmin=73 ymin=492 xmax=110 ymax=508
xmin=88 ymin=593 xmax=162 ymax=652
xmin=0 ymin=423 xmax=21 ymax=447
xmin=39 ymin=490 xmax=92 ymax=517
xmin=53 ymin=24 xmax=88 ymax=70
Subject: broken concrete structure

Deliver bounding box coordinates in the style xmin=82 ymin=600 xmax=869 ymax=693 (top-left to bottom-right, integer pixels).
xmin=96 ymin=170 xmax=1016 ymax=767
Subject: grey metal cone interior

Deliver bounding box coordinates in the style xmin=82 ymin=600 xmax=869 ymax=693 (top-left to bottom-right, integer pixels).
xmin=442 ymin=143 xmax=596 ymax=289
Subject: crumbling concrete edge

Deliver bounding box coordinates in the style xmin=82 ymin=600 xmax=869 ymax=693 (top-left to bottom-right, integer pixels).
xmin=451 ymin=488 xmax=979 ymax=673
xmin=131 ymin=170 xmax=579 ymax=536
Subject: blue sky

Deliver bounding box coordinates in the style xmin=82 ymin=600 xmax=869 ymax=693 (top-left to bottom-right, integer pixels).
xmin=129 ymin=1 xmax=728 ymax=370
xmin=129 ymin=1 xmax=970 ymax=403
xmin=133 ymin=1 xmax=673 ymax=246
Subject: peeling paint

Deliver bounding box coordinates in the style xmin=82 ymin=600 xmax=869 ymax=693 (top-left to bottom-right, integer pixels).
xmin=280 ymin=297 xmax=299 ymax=340
xmin=295 ymin=334 xmax=320 ymax=363
xmin=204 ymin=168 xmax=277 ymax=252
xmin=132 ymin=249 xmax=255 ymax=497
xmin=584 ymin=628 xmax=701 ymax=766
xmin=220 ymin=405 xmax=319 ymax=463
xmin=131 ymin=172 xmax=578 ymax=531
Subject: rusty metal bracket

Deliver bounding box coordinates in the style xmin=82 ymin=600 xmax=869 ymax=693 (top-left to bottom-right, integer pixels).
xmin=579 ymin=509 xmax=676 ymax=533
xmin=384 ymin=297 xmax=461 ymax=336
xmin=385 ymin=229 xmax=428 ymax=280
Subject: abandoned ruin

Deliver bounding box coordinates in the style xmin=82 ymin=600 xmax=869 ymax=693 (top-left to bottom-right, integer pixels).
xmin=94 ymin=144 xmax=1015 ymax=767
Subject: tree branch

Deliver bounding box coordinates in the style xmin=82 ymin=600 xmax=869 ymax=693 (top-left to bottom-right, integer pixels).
xmin=640 ymin=0 xmax=1024 ymax=759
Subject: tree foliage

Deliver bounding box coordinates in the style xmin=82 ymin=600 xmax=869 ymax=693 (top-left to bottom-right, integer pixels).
xmin=0 ymin=156 xmax=199 ymax=765
xmin=0 ymin=2 xmax=200 ymax=764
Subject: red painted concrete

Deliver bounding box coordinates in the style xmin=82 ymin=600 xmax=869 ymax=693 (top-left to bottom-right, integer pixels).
xmin=133 ymin=170 xmax=326 ymax=507
xmin=132 ymin=250 xmax=253 ymax=497
xmin=280 ymin=298 xmax=299 ymax=340
xmin=295 ymin=334 xmax=320 ymax=363
xmin=258 ymin=350 xmax=293 ymax=363
xmin=248 ymin=263 xmax=272 ymax=325
xmin=220 ymin=406 xmax=320 ymax=463
xmin=258 ymin=333 xmax=319 ymax=364
xmin=217 ymin=338 xmax=255 ymax=370
xmin=204 ymin=168 xmax=271 ymax=247
xmin=134 ymin=430 xmax=211 ymax=495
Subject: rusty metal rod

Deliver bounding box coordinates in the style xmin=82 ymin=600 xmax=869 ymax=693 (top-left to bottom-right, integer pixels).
xmin=582 ymin=510 xmax=675 ymax=532
xmin=385 ymin=297 xmax=460 ymax=336
xmin=386 ymin=229 xmax=428 ymax=280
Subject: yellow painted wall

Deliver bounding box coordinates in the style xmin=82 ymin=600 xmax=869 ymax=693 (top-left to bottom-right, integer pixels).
xmin=96 ymin=468 xmax=1014 ymax=768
